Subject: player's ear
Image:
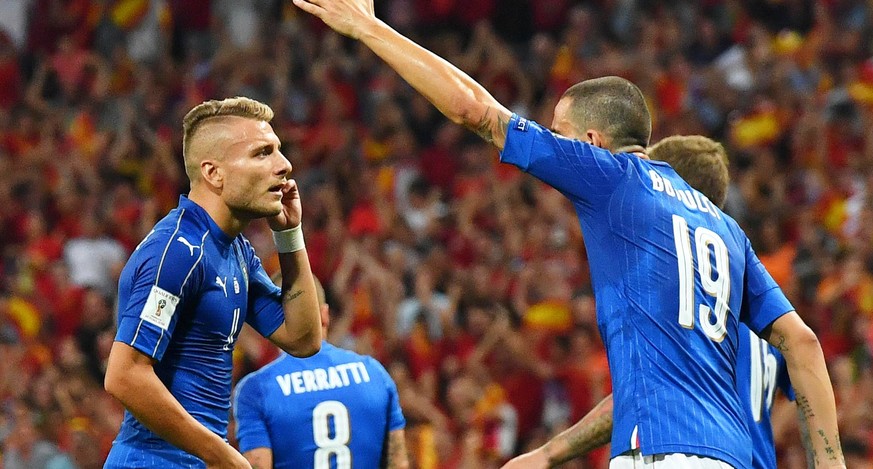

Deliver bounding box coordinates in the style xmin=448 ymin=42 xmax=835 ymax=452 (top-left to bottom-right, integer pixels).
xmin=200 ymin=160 xmax=224 ymax=188
xmin=320 ymin=304 xmax=330 ymax=330
xmin=586 ymin=129 xmax=606 ymax=149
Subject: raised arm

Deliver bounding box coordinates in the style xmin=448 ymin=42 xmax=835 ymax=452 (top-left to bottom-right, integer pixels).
xmin=293 ymin=0 xmax=513 ymax=149
xmin=264 ymin=180 xmax=322 ymax=357
xmin=266 ymin=244 xmax=322 ymax=357
xmin=502 ymin=395 xmax=613 ymax=468
xmin=385 ymin=429 xmax=410 ymax=469
xmin=760 ymin=312 xmax=844 ymax=468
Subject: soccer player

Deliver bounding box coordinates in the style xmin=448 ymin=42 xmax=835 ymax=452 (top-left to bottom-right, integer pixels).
xmin=291 ymin=3 xmax=844 ymax=468
xmin=651 ymin=136 xmax=797 ymax=469
xmin=502 ymin=136 xmax=796 ymax=469
xmin=233 ymin=276 xmax=408 ymax=469
xmin=103 ymin=97 xmax=323 ymax=468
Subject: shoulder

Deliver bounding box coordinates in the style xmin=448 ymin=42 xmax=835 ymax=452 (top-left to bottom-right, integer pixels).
xmin=235 ymin=369 xmax=261 ymax=395
xmin=710 ymin=210 xmax=749 ymax=249
xmin=146 ymin=211 xmax=211 ymax=265
xmin=234 ymin=368 xmax=270 ymax=410
xmin=323 ymin=343 xmax=365 ymax=361
xmin=361 ymin=354 xmax=394 ymax=383
xmin=236 ymin=355 xmax=287 ymax=393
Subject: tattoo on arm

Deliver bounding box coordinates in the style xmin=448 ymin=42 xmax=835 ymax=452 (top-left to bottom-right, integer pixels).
xmin=773 ymin=334 xmax=789 ymax=352
xmin=547 ymin=396 xmax=613 ymax=465
xmin=564 ymin=408 xmax=612 ymax=456
xmin=817 ymin=429 xmax=842 ymax=462
xmin=386 ymin=431 xmax=409 ymax=469
xmin=282 ymin=289 xmax=304 ymax=303
xmin=797 ymin=403 xmax=818 ymax=468
xmin=796 ymin=393 xmax=816 ymax=420
xmin=469 ymin=107 xmax=509 ymax=145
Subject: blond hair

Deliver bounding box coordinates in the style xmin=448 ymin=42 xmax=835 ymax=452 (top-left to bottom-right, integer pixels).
xmin=181 ymin=97 xmax=275 ymax=181
xmin=648 ymin=135 xmax=730 ymax=208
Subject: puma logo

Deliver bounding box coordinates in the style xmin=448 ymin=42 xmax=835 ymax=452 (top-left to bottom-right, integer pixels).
xmin=216 ymin=276 xmax=228 ymax=297
xmin=176 ymin=236 xmax=201 ymax=256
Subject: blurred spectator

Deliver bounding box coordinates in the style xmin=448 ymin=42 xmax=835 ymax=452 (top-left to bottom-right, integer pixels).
xmin=62 ymin=212 xmax=126 ymax=298
xmin=0 ymin=0 xmax=872 ymax=467
xmin=2 ymin=403 xmax=76 ymax=469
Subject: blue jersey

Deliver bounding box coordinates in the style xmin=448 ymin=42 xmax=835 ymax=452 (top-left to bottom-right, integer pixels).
xmin=737 ymin=325 xmax=793 ymax=469
xmin=105 ymin=196 xmax=286 ymax=468
xmin=233 ymin=342 xmax=405 ymax=469
xmin=500 ymin=115 xmax=794 ymax=468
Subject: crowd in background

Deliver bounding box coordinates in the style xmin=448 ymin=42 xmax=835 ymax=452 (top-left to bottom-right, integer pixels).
xmin=0 ymin=0 xmax=872 ymax=467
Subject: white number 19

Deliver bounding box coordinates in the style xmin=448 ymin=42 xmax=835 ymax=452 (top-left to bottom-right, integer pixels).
xmin=672 ymin=215 xmax=730 ymax=342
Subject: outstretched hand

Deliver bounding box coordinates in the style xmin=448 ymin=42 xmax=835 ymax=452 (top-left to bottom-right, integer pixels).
xmin=292 ymin=0 xmax=376 ymax=40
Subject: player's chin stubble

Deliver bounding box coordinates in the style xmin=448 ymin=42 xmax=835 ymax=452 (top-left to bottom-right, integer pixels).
xmin=232 ymin=199 xmax=282 ymax=220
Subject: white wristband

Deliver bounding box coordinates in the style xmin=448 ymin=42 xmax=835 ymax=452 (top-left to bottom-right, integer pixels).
xmin=272 ymin=224 xmax=305 ymax=253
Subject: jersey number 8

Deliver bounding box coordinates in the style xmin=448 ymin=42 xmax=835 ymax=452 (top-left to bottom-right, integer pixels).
xmin=313 ymin=400 xmax=351 ymax=469
xmin=672 ymin=215 xmax=730 ymax=342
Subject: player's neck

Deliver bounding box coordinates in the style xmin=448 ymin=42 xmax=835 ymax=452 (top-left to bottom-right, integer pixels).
xmin=614 ymin=144 xmax=649 ymax=159
xmin=187 ymin=186 xmax=248 ymax=239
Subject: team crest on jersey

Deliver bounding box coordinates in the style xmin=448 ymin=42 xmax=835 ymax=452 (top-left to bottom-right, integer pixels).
xmin=233 ymin=277 xmax=240 ymax=294
xmin=140 ymin=285 xmax=179 ymax=330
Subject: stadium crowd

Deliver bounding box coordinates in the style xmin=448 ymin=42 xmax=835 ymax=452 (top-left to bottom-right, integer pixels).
xmin=0 ymin=0 xmax=872 ymax=467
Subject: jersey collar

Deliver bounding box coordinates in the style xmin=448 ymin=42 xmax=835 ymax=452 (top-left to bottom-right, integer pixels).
xmin=178 ymin=195 xmax=235 ymax=246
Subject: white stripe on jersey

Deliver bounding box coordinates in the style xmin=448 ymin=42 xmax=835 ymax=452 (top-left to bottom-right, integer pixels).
xmin=153 ymin=329 xmax=164 ymax=356
xmin=155 ymin=209 xmax=186 ymax=285
xmin=131 ymin=319 xmax=144 ymax=346
xmin=152 ymin=223 xmax=208 ymax=353
xmin=179 ymin=230 xmax=209 ymax=295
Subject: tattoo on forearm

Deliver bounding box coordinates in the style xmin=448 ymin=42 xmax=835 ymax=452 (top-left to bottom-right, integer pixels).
xmin=469 ymin=108 xmax=509 ymax=145
xmin=550 ymin=398 xmax=613 ymax=465
xmin=818 ymin=429 xmax=842 ymax=462
xmin=796 ymin=393 xmax=815 ymax=420
xmin=386 ymin=432 xmax=409 ymax=469
xmin=283 ymin=289 xmax=304 ymax=302
xmin=774 ymin=334 xmax=788 ymax=352
xmin=796 ymin=393 xmax=844 ymax=467
xmin=797 ymin=409 xmax=817 ymax=468
xmin=564 ymin=414 xmax=611 ymax=455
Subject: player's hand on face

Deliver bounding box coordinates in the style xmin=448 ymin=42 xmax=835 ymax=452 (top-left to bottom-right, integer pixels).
xmin=500 ymin=450 xmax=549 ymax=469
xmin=267 ymin=179 xmax=303 ymax=231
xmin=292 ymin=0 xmax=375 ymax=40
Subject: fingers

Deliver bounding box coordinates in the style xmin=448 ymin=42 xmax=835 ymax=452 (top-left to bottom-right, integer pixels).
xmin=291 ymin=0 xmax=325 ymax=16
xmin=282 ymin=179 xmax=298 ymax=194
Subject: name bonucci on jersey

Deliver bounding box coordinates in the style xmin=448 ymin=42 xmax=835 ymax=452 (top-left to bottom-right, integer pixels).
xmin=648 ymin=169 xmax=721 ymax=220
xmin=274 ymin=361 xmax=371 ymax=396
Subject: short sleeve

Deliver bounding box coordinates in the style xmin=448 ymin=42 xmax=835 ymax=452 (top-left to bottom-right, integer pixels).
xmin=369 ymin=358 xmax=406 ymax=431
xmin=243 ymin=243 xmax=285 ymax=338
xmin=114 ymin=233 xmax=202 ymax=361
xmin=740 ymin=237 xmax=794 ymax=334
xmin=233 ymin=373 xmax=272 ymax=452
xmin=499 ymin=114 xmax=632 ymax=208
